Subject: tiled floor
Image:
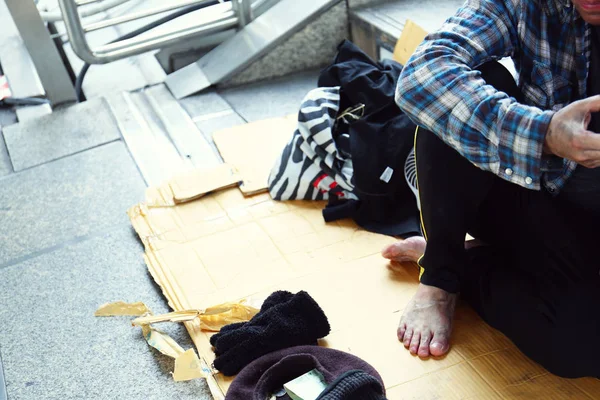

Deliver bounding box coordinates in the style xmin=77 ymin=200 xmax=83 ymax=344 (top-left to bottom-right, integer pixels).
xmin=219 ymin=70 xmax=319 ymax=122
xmin=183 ymin=69 xmax=319 ymax=160
xmin=3 ymin=98 xmax=121 ymax=171
xmin=0 ymin=112 xmax=211 ymax=399
xmin=0 ymin=142 xmax=144 ymax=267
xmin=0 ymin=228 xmax=208 ymax=400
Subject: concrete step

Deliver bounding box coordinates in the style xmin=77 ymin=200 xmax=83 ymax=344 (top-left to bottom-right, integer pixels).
xmin=106 ymin=84 xmax=224 ymax=186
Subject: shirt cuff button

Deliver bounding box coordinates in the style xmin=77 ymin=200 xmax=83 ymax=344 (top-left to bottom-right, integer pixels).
xmin=525 ymin=177 xmax=533 ymax=185
xmin=505 ymin=168 xmax=513 ymax=176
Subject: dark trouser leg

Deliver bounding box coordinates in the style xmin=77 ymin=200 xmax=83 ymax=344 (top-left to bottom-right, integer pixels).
xmin=415 ymin=126 xmax=495 ymax=292
xmin=462 ymin=237 xmax=600 ymax=379
xmin=415 ymin=61 xmax=600 ymax=377
xmin=415 ymin=61 xmax=522 ymax=293
xmin=464 ymin=176 xmax=600 ymax=378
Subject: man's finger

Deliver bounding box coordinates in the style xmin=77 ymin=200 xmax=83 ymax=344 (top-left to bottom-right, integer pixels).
xmin=578 ymin=130 xmax=600 ymax=150
xmin=579 ymin=154 xmax=600 ymax=168
xmin=577 ymin=95 xmax=600 ymax=113
xmin=574 ymin=149 xmax=600 ymax=167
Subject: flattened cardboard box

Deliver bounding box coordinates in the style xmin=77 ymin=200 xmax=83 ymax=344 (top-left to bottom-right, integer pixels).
xmin=127 ymin=117 xmax=599 ymax=399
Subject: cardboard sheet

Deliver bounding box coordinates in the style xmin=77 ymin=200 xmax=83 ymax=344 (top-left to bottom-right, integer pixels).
xmin=126 ymin=22 xmax=599 ymax=399
xmin=393 ymin=20 xmax=429 ymax=66
xmin=213 ymin=115 xmax=297 ymax=196
xmin=127 ymin=163 xmax=599 ymax=399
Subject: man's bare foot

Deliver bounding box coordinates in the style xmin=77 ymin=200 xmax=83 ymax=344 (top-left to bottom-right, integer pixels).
xmin=382 ymin=238 xmax=465 ymax=357
xmin=381 ymin=236 xmax=426 ymax=263
xmin=398 ymin=283 xmax=457 ymax=358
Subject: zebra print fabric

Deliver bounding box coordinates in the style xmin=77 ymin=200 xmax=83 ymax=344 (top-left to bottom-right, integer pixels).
xmin=268 ymin=87 xmax=357 ymax=201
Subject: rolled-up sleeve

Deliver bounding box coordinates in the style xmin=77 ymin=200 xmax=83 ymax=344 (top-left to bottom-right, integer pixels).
xmin=396 ymin=0 xmax=554 ymax=190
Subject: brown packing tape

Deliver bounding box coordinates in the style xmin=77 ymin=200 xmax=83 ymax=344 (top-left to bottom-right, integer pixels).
xmin=132 ymin=302 xmax=259 ymax=332
xmin=94 ymin=300 xmax=256 ymax=391
xmin=141 ymin=324 xmax=185 ymax=359
xmin=174 ymin=349 xmax=205 ymax=382
xmin=134 ymin=310 xmax=201 ymax=326
xmin=95 ymin=302 xmax=205 ymax=382
xmin=393 ymin=19 xmax=429 ymax=65
xmin=94 ymin=301 xmax=150 ymax=317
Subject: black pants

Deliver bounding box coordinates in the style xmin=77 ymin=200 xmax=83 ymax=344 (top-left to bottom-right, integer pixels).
xmin=415 ymin=62 xmax=600 ymax=379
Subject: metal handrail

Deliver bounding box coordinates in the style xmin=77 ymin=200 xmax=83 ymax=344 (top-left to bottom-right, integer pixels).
xmin=83 ymin=0 xmax=218 ymax=33
xmin=76 ymin=0 xmax=108 ymax=5
xmin=58 ymin=0 xmax=239 ymax=64
xmin=98 ymin=13 xmax=238 ymax=57
xmin=57 ymin=0 xmax=267 ymax=65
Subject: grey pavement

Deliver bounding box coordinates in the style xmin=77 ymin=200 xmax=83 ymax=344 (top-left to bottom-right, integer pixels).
xmin=3 ymin=98 xmax=121 ymax=171
xmin=0 ymin=141 xmax=144 ymax=268
xmin=0 ymin=227 xmax=209 ymax=400
xmin=219 ymin=70 xmax=319 ymax=122
xmin=0 ymin=138 xmax=212 ymax=400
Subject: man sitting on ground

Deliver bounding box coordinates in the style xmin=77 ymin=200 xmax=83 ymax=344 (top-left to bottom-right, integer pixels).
xmin=385 ymin=0 xmax=600 ymax=378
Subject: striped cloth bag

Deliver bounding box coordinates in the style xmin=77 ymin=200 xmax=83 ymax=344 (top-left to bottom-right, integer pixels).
xmin=268 ymin=87 xmax=358 ymax=201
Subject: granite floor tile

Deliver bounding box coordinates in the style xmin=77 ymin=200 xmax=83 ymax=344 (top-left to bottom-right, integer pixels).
xmin=0 ymin=141 xmax=145 ymax=267
xmin=219 ymin=70 xmax=319 ymax=122
xmin=179 ymin=90 xmax=232 ymax=121
xmin=3 ymin=97 xmax=121 ymax=171
xmin=0 ymin=227 xmax=210 ymax=400
xmin=194 ymin=112 xmax=246 ymax=142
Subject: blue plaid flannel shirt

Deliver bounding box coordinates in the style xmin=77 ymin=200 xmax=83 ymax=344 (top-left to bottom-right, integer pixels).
xmin=396 ymin=0 xmax=591 ymax=192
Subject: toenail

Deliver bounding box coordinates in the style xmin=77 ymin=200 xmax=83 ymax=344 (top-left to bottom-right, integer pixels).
xmin=432 ymin=342 xmax=446 ymax=349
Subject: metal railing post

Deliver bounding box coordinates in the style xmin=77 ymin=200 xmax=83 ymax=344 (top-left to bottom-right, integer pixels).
xmin=4 ymin=0 xmax=77 ymax=105
xmin=233 ymin=0 xmax=252 ymax=27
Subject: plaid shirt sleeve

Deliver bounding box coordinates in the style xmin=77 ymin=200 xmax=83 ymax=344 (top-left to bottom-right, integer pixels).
xmin=396 ymin=0 xmax=555 ymax=190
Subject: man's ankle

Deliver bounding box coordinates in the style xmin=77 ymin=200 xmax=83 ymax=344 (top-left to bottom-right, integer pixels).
xmin=416 ymin=283 xmax=456 ymax=300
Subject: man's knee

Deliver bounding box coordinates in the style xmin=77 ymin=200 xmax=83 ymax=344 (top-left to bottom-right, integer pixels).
xmin=476 ymin=61 xmax=522 ymax=102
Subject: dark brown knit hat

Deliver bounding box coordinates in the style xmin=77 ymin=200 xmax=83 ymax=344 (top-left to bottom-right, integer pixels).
xmin=225 ymin=345 xmax=386 ymax=400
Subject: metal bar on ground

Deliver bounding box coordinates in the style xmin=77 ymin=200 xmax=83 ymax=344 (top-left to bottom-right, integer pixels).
xmin=4 ymin=0 xmax=77 ymax=105
xmin=83 ymin=0 xmax=216 ymax=32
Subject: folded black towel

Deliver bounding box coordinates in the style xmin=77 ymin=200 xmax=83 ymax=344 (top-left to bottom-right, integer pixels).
xmin=210 ymin=290 xmax=331 ymax=376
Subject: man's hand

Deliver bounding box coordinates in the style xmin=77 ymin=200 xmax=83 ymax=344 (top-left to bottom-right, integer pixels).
xmin=545 ymin=95 xmax=600 ymax=168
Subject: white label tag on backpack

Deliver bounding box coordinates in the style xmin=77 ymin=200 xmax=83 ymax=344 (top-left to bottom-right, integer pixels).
xmin=380 ymin=167 xmax=394 ymax=183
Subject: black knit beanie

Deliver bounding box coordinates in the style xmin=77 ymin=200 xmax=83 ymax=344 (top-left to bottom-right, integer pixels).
xmin=225 ymin=345 xmax=386 ymax=400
